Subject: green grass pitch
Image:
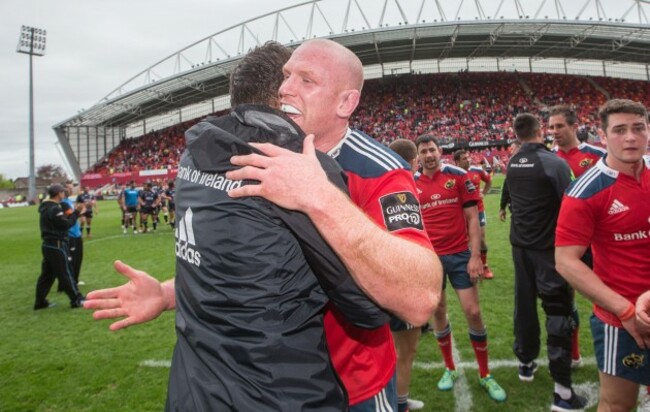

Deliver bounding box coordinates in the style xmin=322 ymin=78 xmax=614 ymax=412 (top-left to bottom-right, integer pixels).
xmin=0 ymin=175 xmax=606 ymax=411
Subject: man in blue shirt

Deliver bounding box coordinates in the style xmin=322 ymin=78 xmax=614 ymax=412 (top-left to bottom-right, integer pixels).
xmin=58 ymin=183 xmax=84 ymax=290
xmin=119 ymin=181 xmax=140 ymax=235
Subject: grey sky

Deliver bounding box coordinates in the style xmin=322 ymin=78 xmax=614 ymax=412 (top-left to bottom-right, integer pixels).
xmin=0 ymin=0 xmax=291 ymax=179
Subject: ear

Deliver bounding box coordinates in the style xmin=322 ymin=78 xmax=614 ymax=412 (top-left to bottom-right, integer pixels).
xmin=572 ymin=122 xmax=579 ymax=132
xmin=336 ymin=89 xmax=361 ymax=119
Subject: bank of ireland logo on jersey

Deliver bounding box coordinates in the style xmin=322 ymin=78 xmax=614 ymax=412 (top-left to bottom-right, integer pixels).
xmin=176 ymin=207 xmax=201 ymax=266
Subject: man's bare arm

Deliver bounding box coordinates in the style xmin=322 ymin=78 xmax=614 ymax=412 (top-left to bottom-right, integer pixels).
xmin=482 ymin=180 xmax=492 ymax=197
xmin=463 ymin=205 xmax=484 ymax=282
xmin=301 ymin=182 xmax=441 ymax=325
xmin=227 ymin=136 xmax=441 ymax=326
xmin=637 ymin=290 xmax=650 ymax=329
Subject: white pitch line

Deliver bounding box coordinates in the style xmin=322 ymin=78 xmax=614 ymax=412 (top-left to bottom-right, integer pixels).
xmin=574 ymin=381 xmax=600 ymax=410
xmin=450 ymin=336 xmax=473 ymax=412
xmin=140 ymin=357 xmax=599 ymax=373
xmin=85 ymin=230 xmax=171 ymax=244
xmin=551 ymin=381 xmax=646 ymax=412
xmin=414 ymin=356 xmax=597 ymax=371
xmin=140 ymin=359 xmax=171 ymax=368
xmin=143 ymin=356 xmax=650 ymax=408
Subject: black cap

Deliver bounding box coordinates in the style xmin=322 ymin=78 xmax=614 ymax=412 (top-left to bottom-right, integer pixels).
xmin=48 ymin=184 xmax=66 ymax=198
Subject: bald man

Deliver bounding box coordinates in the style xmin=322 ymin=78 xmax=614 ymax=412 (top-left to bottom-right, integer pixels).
xmin=228 ymin=39 xmax=442 ymax=411
xmin=85 ymin=41 xmax=394 ymax=411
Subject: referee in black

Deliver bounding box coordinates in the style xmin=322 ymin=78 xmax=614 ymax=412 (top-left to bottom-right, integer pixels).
xmin=34 ymin=184 xmax=86 ymax=310
xmin=507 ymin=113 xmax=586 ymax=409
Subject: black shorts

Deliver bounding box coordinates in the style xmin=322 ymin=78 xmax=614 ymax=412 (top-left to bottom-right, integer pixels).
xmin=168 ymin=201 xmax=175 ymax=211
xmin=126 ymin=206 xmax=138 ymax=215
xmin=82 ymin=211 xmax=93 ymax=219
xmin=389 ymin=316 xmax=415 ymax=332
xmin=141 ymin=206 xmax=155 ymax=215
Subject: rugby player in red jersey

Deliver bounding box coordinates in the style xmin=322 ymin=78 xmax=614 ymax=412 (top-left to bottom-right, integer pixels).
xmin=454 ymin=149 xmax=494 ymax=279
xmin=556 ymin=99 xmax=650 ymax=412
xmin=550 ymin=104 xmax=606 ymax=178
xmin=416 ymin=135 xmax=506 ymax=403
xmin=548 ymin=104 xmax=608 ymax=370
xmin=228 ymin=39 xmax=442 ymax=412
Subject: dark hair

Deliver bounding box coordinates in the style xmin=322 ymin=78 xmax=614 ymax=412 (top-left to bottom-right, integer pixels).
xmin=229 ymin=41 xmax=292 ymax=107
xmin=47 ymin=184 xmax=65 ymax=198
xmin=548 ymin=104 xmax=577 ymax=126
xmin=415 ymin=134 xmax=440 ymax=150
xmin=513 ymin=113 xmax=540 ymax=141
xmin=388 ymin=139 xmax=417 ymax=162
xmin=452 ymin=149 xmax=467 ymax=163
xmin=598 ymin=99 xmax=648 ymax=131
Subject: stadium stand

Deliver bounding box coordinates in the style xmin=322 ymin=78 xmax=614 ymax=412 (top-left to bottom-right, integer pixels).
xmin=80 ymin=72 xmax=650 ymax=187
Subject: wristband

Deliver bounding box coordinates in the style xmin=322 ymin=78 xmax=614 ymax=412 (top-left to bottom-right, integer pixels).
xmin=618 ymin=302 xmax=635 ymax=322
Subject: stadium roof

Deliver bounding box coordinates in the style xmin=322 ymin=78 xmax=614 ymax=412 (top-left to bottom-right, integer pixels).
xmin=54 ymin=0 xmax=650 ymax=179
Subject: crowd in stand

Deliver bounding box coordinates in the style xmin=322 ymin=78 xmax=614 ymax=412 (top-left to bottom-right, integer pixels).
xmin=352 ymin=71 xmax=529 ymax=145
xmin=85 ymin=72 xmax=650 ymax=176
xmin=86 ymin=120 xmax=217 ymax=176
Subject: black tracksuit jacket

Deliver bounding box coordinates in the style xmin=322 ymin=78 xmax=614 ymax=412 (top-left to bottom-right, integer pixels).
xmin=507 ymin=142 xmax=572 ymax=250
xmin=39 ymin=199 xmax=80 ymax=242
xmin=166 ymin=105 xmax=388 ymax=412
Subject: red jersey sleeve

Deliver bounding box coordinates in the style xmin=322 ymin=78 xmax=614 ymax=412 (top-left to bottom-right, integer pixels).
xmin=459 ymin=173 xmax=481 ymax=207
xmin=555 ymin=194 xmax=595 ymax=247
xmin=347 ymin=168 xmax=433 ymax=250
xmin=480 ymin=169 xmax=492 ymax=184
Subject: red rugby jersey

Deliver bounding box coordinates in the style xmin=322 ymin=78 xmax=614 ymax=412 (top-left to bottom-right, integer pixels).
xmin=554 ymin=142 xmax=606 ymax=178
xmin=556 ymin=156 xmax=650 ymax=327
xmin=326 ymin=129 xmax=432 ymax=405
xmin=417 ymin=163 xmax=480 ymax=255
xmin=466 ymin=165 xmax=491 ymax=212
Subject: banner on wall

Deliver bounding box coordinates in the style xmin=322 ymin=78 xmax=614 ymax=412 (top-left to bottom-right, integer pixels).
xmin=81 ymin=169 xmax=178 ymax=187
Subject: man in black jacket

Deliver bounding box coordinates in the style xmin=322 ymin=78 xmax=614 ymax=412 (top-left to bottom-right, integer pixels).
xmin=507 ymin=113 xmax=586 ymax=410
xmin=86 ymin=42 xmax=387 ymax=412
xmin=34 ymin=184 xmax=85 ymax=310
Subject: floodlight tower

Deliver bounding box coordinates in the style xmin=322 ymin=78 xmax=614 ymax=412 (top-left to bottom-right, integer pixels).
xmin=16 ymin=25 xmax=47 ymax=203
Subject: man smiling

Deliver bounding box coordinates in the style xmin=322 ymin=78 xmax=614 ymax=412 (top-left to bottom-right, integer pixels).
xmin=228 ymin=39 xmax=442 ymax=411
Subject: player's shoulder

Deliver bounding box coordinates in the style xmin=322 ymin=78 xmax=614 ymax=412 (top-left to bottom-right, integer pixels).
xmin=578 ymin=142 xmax=607 ymax=157
xmin=540 ymin=148 xmax=570 ymax=168
xmin=468 ymin=165 xmax=483 ymax=173
xmin=335 ymin=129 xmax=409 ymax=178
xmin=643 ymin=154 xmax=650 ymax=168
xmin=441 ymin=163 xmax=467 ymax=177
xmin=566 ymin=158 xmax=617 ymax=199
